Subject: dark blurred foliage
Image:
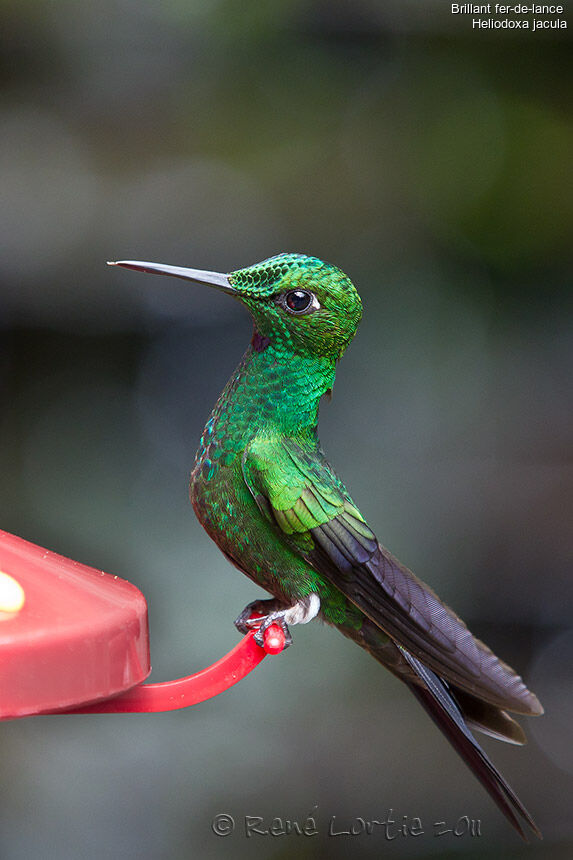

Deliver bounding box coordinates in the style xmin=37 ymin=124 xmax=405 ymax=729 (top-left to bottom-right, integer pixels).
xmin=0 ymin=2 xmax=572 ymax=859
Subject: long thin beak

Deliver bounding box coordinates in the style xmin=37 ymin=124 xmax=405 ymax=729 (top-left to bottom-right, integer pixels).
xmin=107 ymin=260 xmax=236 ymax=294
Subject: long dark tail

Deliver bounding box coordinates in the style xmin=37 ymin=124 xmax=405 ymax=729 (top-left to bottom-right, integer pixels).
xmin=397 ymin=644 xmax=542 ymax=842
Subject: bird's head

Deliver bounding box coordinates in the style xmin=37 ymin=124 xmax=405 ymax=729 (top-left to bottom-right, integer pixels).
xmin=109 ymin=253 xmax=362 ymax=361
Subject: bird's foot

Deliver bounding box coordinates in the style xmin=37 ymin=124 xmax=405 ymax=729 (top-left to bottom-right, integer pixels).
xmin=234 ymin=594 xmax=321 ymax=649
xmin=234 ymin=598 xmax=285 ymax=635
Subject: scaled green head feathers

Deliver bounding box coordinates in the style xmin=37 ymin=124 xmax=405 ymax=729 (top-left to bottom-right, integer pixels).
xmin=229 ymin=253 xmax=362 ymax=361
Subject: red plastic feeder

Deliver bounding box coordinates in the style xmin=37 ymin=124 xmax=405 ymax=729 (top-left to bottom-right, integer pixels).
xmin=0 ymin=530 xmax=285 ymax=720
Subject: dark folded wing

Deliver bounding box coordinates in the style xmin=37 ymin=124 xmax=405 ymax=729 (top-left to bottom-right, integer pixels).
xmin=243 ymin=437 xmax=542 ymax=716
xmin=309 ymin=525 xmax=540 ymax=715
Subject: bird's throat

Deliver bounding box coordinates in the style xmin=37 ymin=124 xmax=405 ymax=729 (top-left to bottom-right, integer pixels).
xmin=208 ymin=340 xmax=336 ymax=443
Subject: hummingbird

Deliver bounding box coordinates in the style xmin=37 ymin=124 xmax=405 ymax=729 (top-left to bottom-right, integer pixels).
xmin=110 ymin=253 xmax=543 ymax=840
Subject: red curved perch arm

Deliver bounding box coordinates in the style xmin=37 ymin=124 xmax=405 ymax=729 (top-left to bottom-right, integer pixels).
xmin=59 ymin=625 xmax=286 ymax=715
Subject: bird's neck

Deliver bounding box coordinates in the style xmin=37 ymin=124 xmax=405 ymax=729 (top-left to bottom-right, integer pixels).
xmin=208 ymin=336 xmax=336 ymax=443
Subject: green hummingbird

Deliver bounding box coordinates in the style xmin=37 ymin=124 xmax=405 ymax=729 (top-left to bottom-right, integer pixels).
xmin=110 ymin=253 xmax=543 ymax=840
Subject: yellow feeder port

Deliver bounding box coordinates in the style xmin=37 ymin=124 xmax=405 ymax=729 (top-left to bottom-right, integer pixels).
xmin=0 ymin=570 xmax=26 ymax=614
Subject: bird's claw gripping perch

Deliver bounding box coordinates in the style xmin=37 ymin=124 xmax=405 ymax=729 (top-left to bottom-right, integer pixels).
xmin=252 ymin=613 xmax=293 ymax=650
xmin=234 ymin=598 xmax=284 ymax=635
xmin=234 ymin=593 xmax=321 ymax=653
xmin=234 ymin=599 xmax=292 ymax=653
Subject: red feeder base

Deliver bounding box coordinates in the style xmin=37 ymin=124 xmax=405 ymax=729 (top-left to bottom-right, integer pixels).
xmin=0 ymin=530 xmax=150 ymax=719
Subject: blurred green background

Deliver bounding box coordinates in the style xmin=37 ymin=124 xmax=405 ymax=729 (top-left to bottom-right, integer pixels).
xmin=1 ymin=1 xmax=572 ymax=858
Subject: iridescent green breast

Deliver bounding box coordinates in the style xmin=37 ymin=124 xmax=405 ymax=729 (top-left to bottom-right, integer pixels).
xmin=189 ymin=340 xmax=334 ymax=600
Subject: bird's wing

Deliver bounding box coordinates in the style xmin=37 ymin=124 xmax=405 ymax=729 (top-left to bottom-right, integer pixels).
xmin=243 ymin=437 xmax=542 ymax=717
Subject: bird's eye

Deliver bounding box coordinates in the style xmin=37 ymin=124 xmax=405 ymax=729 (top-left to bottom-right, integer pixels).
xmin=283 ymin=289 xmax=319 ymax=314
